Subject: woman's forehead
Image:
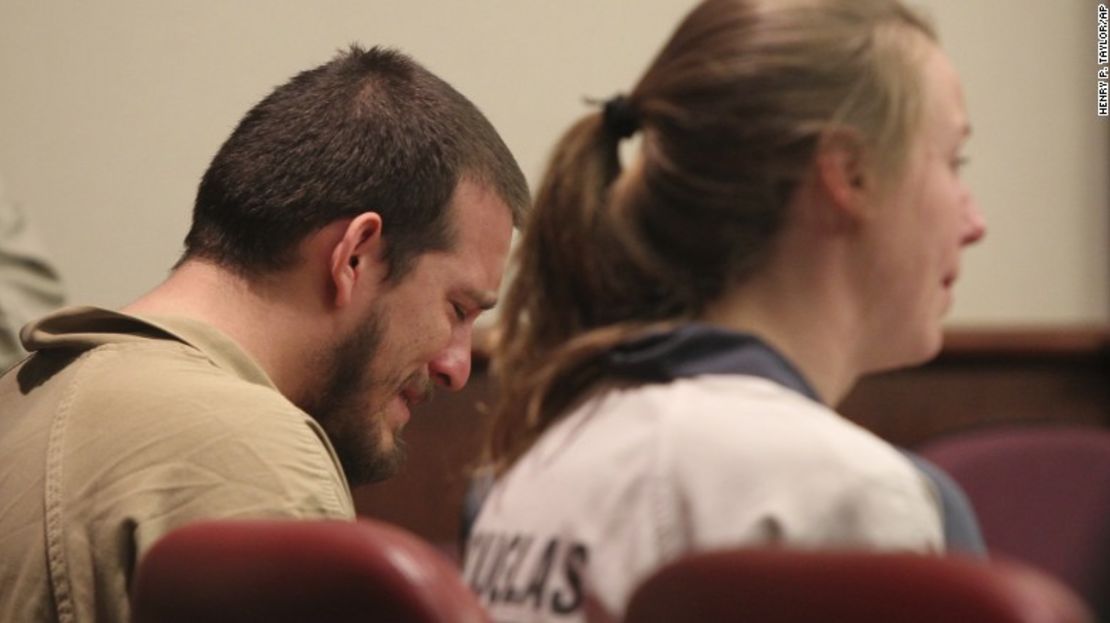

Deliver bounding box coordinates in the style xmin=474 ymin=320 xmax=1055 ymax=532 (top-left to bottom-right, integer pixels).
xmin=919 ymin=45 xmax=970 ymax=144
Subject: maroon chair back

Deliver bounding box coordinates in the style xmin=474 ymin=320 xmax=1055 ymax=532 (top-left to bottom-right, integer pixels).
xmin=130 ymin=519 xmax=490 ymax=623
xmin=919 ymin=425 xmax=1110 ymax=616
xmin=623 ymin=549 xmax=1092 ymax=623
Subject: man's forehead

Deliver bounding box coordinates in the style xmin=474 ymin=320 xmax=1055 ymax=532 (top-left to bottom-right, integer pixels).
xmin=439 ymin=179 xmax=514 ymax=302
xmin=450 ymin=180 xmax=515 ymax=227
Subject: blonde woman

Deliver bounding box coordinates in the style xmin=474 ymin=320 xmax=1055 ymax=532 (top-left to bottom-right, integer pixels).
xmin=464 ymin=0 xmax=986 ymax=620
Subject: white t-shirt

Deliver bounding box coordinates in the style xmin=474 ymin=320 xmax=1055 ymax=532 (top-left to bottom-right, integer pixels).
xmin=465 ymin=375 xmax=942 ymax=622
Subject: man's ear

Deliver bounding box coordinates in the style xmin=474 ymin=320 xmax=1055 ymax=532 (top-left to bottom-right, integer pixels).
xmin=329 ymin=212 xmax=384 ymax=309
xmin=813 ymin=129 xmax=873 ymax=221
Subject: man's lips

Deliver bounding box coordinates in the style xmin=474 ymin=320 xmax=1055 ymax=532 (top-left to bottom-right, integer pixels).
xmin=400 ymin=377 xmax=433 ymax=409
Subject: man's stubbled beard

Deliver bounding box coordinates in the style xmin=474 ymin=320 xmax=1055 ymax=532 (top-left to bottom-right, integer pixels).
xmin=299 ymin=306 xmax=407 ymax=486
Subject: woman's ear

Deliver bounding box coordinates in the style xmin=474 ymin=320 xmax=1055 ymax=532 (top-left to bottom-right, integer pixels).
xmin=329 ymin=212 xmax=384 ymax=309
xmin=814 ymin=129 xmax=873 ymax=220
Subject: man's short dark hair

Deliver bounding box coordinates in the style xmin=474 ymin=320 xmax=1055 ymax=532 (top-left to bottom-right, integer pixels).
xmin=182 ymin=45 xmax=529 ymax=280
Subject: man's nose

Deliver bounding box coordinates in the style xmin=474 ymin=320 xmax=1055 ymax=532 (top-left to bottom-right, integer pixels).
xmin=428 ymin=333 xmax=472 ymax=391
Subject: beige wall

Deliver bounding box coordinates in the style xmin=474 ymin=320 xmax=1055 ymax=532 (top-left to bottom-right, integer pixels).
xmin=0 ymin=0 xmax=1106 ymax=326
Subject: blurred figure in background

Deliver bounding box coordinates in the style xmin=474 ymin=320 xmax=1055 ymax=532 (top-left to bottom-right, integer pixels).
xmin=465 ymin=0 xmax=986 ymax=620
xmin=0 ymin=176 xmax=65 ymax=372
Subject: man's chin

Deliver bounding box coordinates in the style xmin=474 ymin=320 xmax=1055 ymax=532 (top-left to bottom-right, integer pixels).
xmin=343 ymin=435 xmax=407 ymax=486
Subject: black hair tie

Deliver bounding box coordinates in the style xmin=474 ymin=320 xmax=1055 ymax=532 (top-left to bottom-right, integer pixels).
xmin=602 ymin=94 xmax=640 ymax=140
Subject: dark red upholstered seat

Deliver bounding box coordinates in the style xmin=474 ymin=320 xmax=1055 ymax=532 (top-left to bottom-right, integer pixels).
xmin=623 ymin=549 xmax=1093 ymax=623
xmin=130 ymin=518 xmax=489 ymax=623
xmin=919 ymin=424 xmax=1110 ymax=617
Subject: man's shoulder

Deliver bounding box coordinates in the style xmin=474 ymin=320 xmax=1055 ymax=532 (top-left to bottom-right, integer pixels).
xmin=56 ymin=337 xmax=351 ymax=510
xmin=81 ymin=337 xmax=283 ymax=401
xmin=55 ymin=338 xmax=309 ymax=445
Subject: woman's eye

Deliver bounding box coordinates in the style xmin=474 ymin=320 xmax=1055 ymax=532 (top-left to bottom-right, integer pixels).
xmin=452 ymin=303 xmax=467 ymax=322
